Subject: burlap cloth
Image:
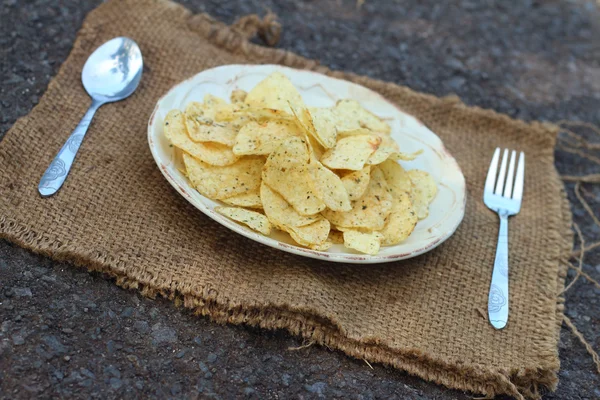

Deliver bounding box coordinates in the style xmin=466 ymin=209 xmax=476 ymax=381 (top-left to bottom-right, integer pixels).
xmin=0 ymin=0 xmax=573 ymax=398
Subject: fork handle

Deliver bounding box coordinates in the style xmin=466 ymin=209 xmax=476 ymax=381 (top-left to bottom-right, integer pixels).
xmin=488 ymin=212 xmax=509 ymax=329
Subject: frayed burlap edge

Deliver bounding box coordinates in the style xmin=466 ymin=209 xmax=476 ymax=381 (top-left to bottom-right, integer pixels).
xmin=0 ymin=1 xmax=575 ymax=398
xmin=0 ymin=214 xmax=565 ymax=400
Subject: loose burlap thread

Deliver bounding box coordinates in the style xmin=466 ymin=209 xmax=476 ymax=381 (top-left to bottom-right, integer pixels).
xmin=0 ymin=0 xmax=574 ymax=398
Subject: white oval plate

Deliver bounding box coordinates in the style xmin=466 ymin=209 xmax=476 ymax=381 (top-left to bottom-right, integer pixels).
xmin=148 ymin=64 xmax=466 ymax=264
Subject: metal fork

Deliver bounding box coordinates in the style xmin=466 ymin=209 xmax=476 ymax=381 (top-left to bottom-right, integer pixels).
xmin=483 ymin=148 xmax=525 ymax=330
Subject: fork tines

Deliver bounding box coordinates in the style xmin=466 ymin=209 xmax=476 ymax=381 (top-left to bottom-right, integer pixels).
xmin=484 ymin=148 xmax=525 ymax=202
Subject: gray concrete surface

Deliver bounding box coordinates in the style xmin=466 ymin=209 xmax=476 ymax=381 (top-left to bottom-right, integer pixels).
xmin=1 ymin=0 xmax=599 ymax=399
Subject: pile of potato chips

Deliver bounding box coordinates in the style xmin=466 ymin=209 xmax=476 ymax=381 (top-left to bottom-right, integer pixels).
xmin=163 ymin=72 xmax=437 ymax=255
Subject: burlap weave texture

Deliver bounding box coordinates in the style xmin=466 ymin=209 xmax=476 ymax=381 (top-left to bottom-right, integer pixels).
xmin=0 ymin=1 xmax=572 ymax=398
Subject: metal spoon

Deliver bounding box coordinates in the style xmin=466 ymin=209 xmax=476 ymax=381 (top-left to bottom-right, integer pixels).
xmin=38 ymin=37 xmax=143 ymax=197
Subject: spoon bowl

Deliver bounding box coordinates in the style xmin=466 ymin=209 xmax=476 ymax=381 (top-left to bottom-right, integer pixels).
xmin=82 ymin=37 xmax=143 ymax=102
xmin=39 ymin=37 xmax=143 ymax=197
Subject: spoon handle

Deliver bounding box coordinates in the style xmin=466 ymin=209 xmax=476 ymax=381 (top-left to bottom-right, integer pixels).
xmin=38 ymin=100 xmax=103 ymax=197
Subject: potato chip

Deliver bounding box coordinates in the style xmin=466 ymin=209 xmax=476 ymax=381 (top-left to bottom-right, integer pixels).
xmin=321 ymin=134 xmax=381 ymax=171
xmin=379 ymin=191 xmax=418 ymax=245
xmin=221 ymin=189 xmax=262 ymax=209
xmin=341 ymin=166 xmax=371 ymax=201
xmin=230 ymin=89 xmax=247 ymax=104
xmin=389 ymin=149 xmax=423 ymax=162
xmin=308 ymin=161 xmax=352 ymax=212
xmin=307 ymin=107 xmax=337 ymax=149
xmin=408 ymin=169 xmax=437 ymax=220
xmin=164 ymin=110 xmax=239 ymax=166
xmin=286 ymin=218 xmax=330 ymax=247
xmin=238 ymin=107 xmax=295 ymax=123
xmin=366 ymin=133 xmax=400 ymax=165
xmin=185 ymin=119 xmax=237 ymax=146
xmin=336 ymin=128 xmax=372 ymax=137
xmin=215 ymin=206 xmax=271 ymax=235
xmin=378 ymin=159 xmax=412 ymax=197
xmin=183 ymin=153 xmax=263 ymax=199
xmin=343 ymin=230 xmax=384 ymax=255
xmin=262 ymin=137 xmax=326 ymax=216
xmin=310 ymin=241 xmax=333 ymax=251
xmin=260 ymin=183 xmax=321 ymax=228
xmin=334 ymin=99 xmax=391 ymax=133
xmin=322 ymin=167 xmax=392 ymax=230
xmin=245 ymin=72 xmax=304 ymax=114
xmin=233 ymin=120 xmax=302 ymax=156
xmin=328 ymin=230 xmax=344 ymax=244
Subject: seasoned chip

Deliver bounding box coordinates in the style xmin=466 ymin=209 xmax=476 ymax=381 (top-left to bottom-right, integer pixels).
xmin=408 ymin=169 xmax=437 ymax=219
xmin=164 ymin=110 xmax=239 ymax=166
xmin=379 ymin=191 xmax=418 ymax=245
xmin=328 ymin=229 xmax=344 ymax=244
xmin=185 ymin=119 xmax=237 ymax=146
xmin=262 ymin=137 xmax=326 ymax=216
xmin=337 ymin=128 xmax=372 ymax=137
xmin=308 ymin=161 xmax=352 ymax=212
xmin=260 ymin=183 xmax=321 ymax=228
xmin=343 ymin=230 xmax=384 ymax=255
xmin=366 ymin=134 xmax=400 ymax=165
xmin=215 ymin=206 xmax=271 ymax=235
xmin=183 ymin=153 xmax=263 ymax=199
xmin=378 ymin=160 xmax=412 ymax=198
xmin=221 ymin=189 xmax=263 ymax=209
xmin=310 ymin=241 xmax=333 ymax=251
xmin=239 ymin=107 xmax=295 ymax=123
xmin=286 ymin=218 xmax=330 ymax=247
xmin=230 ymin=89 xmax=247 ymax=104
xmin=307 ymin=107 xmax=337 ymax=149
xmin=334 ymin=99 xmax=391 ymax=133
xmin=322 ymin=167 xmax=392 ymax=230
xmin=389 ymin=150 xmax=423 ymax=162
xmin=233 ymin=121 xmax=302 ymax=156
xmin=321 ymin=134 xmax=381 ymax=171
xmin=245 ymin=72 xmax=304 ymax=114
xmin=341 ymin=166 xmax=371 ymax=201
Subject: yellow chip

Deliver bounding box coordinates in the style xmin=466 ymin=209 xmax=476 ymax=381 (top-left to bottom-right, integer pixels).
xmin=286 ymin=218 xmax=330 ymax=247
xmin=366 ymin=134 xmax=400 ymax=165
xmin=343 ymin=230 xmax=384 ymax=255
xmin=328 ymin=229 xmax=344 ymax=244
xmin=307 ymin=107 xmax=337 ymax=149
xmin=378 ymin=159 xmax=412 ymax=198
xmin=230 ymin=89 xmax=247 ymax=104
xmin=322 ymin=167 xmax=392 ymax=230
xmin=238 ymin=107 xmax=295 ymax=123
xmin=341 ymin=166 xmax=371 ymax=201
xmin=262 ymin=137 xmax=326 ymax=216
xmin=321 ymin=134 xmax=381 ymax=171
xmin=308 ymin=161 xmax=352 ymax=212
xmin=389 ymin=150 xmax=423 ymax=162
xmin=221 ymin=189 xmax=263 ymax=209
xmin=244 ymin=72 xmax=304 ymax=114
xmin=260 ymin=183 xmax=321 ymax=228
xmin=183 ymin=153 xmax=263 ymax=199
xmin=379 ymin=191 xmax=418 ymax=245
xmin=334 ymin=99 xmax=391 ymax=133
xmin=164 ymin=110 xmax=238 ymax=166
xmin=310 ymin=241 xmax=333 ymax=251
xmin=233 ymin=121 xmax=302 ymax=156
xmin=337 ymin=128 xmax=373 ymax=137
xmin=407 ymin=169 xmax=437 ymax=220
xmin=215 ymin=206 xmax=271 ymax=235
xmin=185 ymin=120 xmax=237 ymax=147
xmin=184 ymin=101 xmax=240 ymax=146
